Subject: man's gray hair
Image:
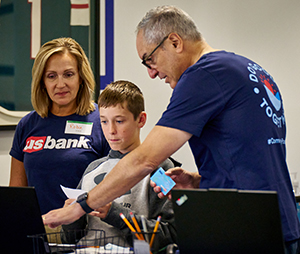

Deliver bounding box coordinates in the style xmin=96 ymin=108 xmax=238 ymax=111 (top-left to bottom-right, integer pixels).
xmin=136 ymin=5 xmax=202 ymax=44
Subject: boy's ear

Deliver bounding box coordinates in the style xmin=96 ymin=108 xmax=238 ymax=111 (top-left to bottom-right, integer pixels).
xmin=138 ymin=111 xmax=147 ymax=128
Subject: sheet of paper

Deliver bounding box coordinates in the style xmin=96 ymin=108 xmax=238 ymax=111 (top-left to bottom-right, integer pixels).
xmin=60 ymin=185 xmax=86 ymax=199
xmin=73 ymin=243 xmax=132 ymax=254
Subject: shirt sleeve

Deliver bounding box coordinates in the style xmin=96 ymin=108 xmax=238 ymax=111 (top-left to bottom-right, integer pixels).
xmin=157 ymin=67 xmax=226 ymax=137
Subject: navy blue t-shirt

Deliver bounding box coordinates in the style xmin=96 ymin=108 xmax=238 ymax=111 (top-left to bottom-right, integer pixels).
xmin=10 ymin=105 xmax=110 ymax=214
xmin=157 ymin=51 xmax=300 ymax=242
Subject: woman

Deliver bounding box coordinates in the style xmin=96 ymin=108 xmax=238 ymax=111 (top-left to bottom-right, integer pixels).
xmin=9 ymin=37 xmax=110 ymax=214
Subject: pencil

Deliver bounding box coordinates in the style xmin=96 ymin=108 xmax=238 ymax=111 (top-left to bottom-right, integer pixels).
xmin=120 ymin=213 xmax=143 ymax=240
xmin=149 ymin=215 xmax=161 ymax=248
xmin=130 ymin=212 xmax=145 ymax=240
xmin=141 ymin=215 xmax=149 ymax=243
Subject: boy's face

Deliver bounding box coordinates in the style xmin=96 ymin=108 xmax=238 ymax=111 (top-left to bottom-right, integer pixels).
xmin=99 ymin=103 xmax=145 ymax=154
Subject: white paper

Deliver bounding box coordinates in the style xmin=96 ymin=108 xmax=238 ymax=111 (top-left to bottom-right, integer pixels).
xmin=60 ymin=185 xmax=86 ymax=200
xmin=68 ymin=243 xmax=132 ymax=254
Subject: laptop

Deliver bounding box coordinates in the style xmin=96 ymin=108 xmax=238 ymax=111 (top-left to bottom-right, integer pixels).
xmin=0 ymin=186 xmax=46 ymax=254
xmin=171 ymin=188 xmax=285 ymax=254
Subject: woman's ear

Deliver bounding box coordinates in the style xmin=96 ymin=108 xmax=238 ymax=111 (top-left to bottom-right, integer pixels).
xmin=138 ymin=111 xmax=147 ymax=128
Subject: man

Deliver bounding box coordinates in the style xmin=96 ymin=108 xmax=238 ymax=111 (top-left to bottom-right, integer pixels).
xmin=44 ymin=5 xmax=300 ymax=253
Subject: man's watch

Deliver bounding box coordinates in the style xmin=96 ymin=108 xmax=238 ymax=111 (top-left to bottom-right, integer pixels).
xmin=76 ymin=192 xmax=93 ymax=213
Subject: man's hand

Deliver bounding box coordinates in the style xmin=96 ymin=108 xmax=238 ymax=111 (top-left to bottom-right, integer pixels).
xmin=42 ymin=202 xmax=85 ymax=228
xmin=150 ymin=167 xmax=201 ymax=199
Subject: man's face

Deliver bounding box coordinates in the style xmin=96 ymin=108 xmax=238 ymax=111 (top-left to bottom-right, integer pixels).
xmin=136 ymin=32 xmax=181 ymax=89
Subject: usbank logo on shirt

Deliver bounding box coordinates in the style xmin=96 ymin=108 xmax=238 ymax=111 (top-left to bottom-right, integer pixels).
xmin=23 ymin=136 xmax=90 ymax=153
xmin=247 ymin=62 xmax=285 ymax=128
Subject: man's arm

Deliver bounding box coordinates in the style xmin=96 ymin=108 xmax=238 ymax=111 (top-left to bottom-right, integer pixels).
xmin=87 ymin=125 xmax=191 ymax=208
xmin=43 ymin=125 xmax=192 ymax=228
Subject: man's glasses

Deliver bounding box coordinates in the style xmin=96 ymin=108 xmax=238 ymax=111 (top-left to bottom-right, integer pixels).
xmin=141 ymin=35 xmax=169 ymax=69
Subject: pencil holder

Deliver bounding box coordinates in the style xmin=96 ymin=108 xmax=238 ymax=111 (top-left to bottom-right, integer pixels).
xmin=131 ymin=230 xmax=160 ymax=254
xmin=131 ymin=230 xmax=158 ymax=241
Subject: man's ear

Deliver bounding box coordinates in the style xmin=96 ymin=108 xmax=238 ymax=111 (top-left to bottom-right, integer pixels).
xmin=138 ymin=111 xmax=147 ymax=128
xmin=168 ymin=33 xmax=183 ymax=52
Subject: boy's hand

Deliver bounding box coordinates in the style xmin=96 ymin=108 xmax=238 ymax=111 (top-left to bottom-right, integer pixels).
xmin=90 ymin=202 xmax=112 ymax=219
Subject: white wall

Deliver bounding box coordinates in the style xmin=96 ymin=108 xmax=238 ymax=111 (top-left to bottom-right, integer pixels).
xmin=113 ymin=0 xmax=300 ymax=191
xmin=0 ymin=130 xmax=14 ymax=185
xmin=1 ymin=1 xmax=300 ymax=190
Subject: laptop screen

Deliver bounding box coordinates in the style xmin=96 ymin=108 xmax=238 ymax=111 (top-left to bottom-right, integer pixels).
xmin=0 ymin=186 xmax=46 ymax=254
xmin=171 ymin=188 xmax=285 ymax=254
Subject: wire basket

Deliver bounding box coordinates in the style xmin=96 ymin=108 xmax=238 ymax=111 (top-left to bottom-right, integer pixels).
xmin=28 ymin=229 xmax=134 ymax=254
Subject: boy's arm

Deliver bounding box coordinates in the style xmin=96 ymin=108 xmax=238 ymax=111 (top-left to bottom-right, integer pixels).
xmin=142 ymin=160 xmax=178 ymax=250
xmin=101 ymin=202 xmax=134 ymax=233
xmin=144 ymin=193 xmax=176 ymax=251
xmin=101 ymin=196 xmax=176 ymax=251
xmin=102 ymin=159 xmax=177 ymax=251
xmin=61 ymin=215 xmax=88 ymax=243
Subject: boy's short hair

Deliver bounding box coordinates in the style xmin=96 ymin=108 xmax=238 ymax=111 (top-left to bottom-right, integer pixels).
xmin=98 ymin=80 xmax=144 ymax=120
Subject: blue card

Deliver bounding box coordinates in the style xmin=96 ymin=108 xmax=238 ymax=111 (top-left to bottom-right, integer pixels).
xmin=151 ymin=167 xmax=176 ymax=195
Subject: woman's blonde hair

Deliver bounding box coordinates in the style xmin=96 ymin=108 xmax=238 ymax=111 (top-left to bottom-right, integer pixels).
xmin=31 ymin=37 xmax=95 ymax=117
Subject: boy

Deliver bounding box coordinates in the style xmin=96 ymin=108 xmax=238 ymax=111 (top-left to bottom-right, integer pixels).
xmin=62 ymin=80 xmax=177 ymax=252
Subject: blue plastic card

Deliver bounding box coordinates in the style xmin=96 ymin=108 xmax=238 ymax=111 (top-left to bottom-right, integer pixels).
xmin=151 ymin=167 xmax=176 ymax=195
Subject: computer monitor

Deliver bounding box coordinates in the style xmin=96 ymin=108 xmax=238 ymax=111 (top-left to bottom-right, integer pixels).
xmin=0 ymin=186 xmax=46 ymax=254
xmin=171 ymin=188 xmax=285 ymax=254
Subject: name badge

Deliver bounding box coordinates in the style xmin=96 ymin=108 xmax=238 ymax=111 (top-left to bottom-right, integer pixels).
xmin=65 ymin=121 xmax=93 ymax=135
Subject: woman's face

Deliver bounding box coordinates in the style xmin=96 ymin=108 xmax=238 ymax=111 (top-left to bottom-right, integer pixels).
xmin=43 ymin=52 xmax=81 ymax=115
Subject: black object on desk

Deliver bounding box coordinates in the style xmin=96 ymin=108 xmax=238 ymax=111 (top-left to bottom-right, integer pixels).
xmin=171 ymin=188 xmax=285 ymax=254
xmin=0 ymin=186 xmax=46 ymax=254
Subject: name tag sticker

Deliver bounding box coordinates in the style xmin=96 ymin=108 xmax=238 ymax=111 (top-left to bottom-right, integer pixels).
xmin=65 ymin=121 xmax=93 ymax=135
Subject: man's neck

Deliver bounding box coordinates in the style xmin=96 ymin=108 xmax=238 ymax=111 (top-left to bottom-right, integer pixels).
xmin=188 ymin=40 xmax=219 ymax=66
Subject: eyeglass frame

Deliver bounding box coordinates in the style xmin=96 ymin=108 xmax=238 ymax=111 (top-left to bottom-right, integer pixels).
xmin=141 ymin=35 xmax=169 ymax=69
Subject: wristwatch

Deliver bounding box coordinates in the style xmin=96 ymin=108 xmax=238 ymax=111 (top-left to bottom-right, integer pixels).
xmin=76 ymin=192 xmax=93 ymax=213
